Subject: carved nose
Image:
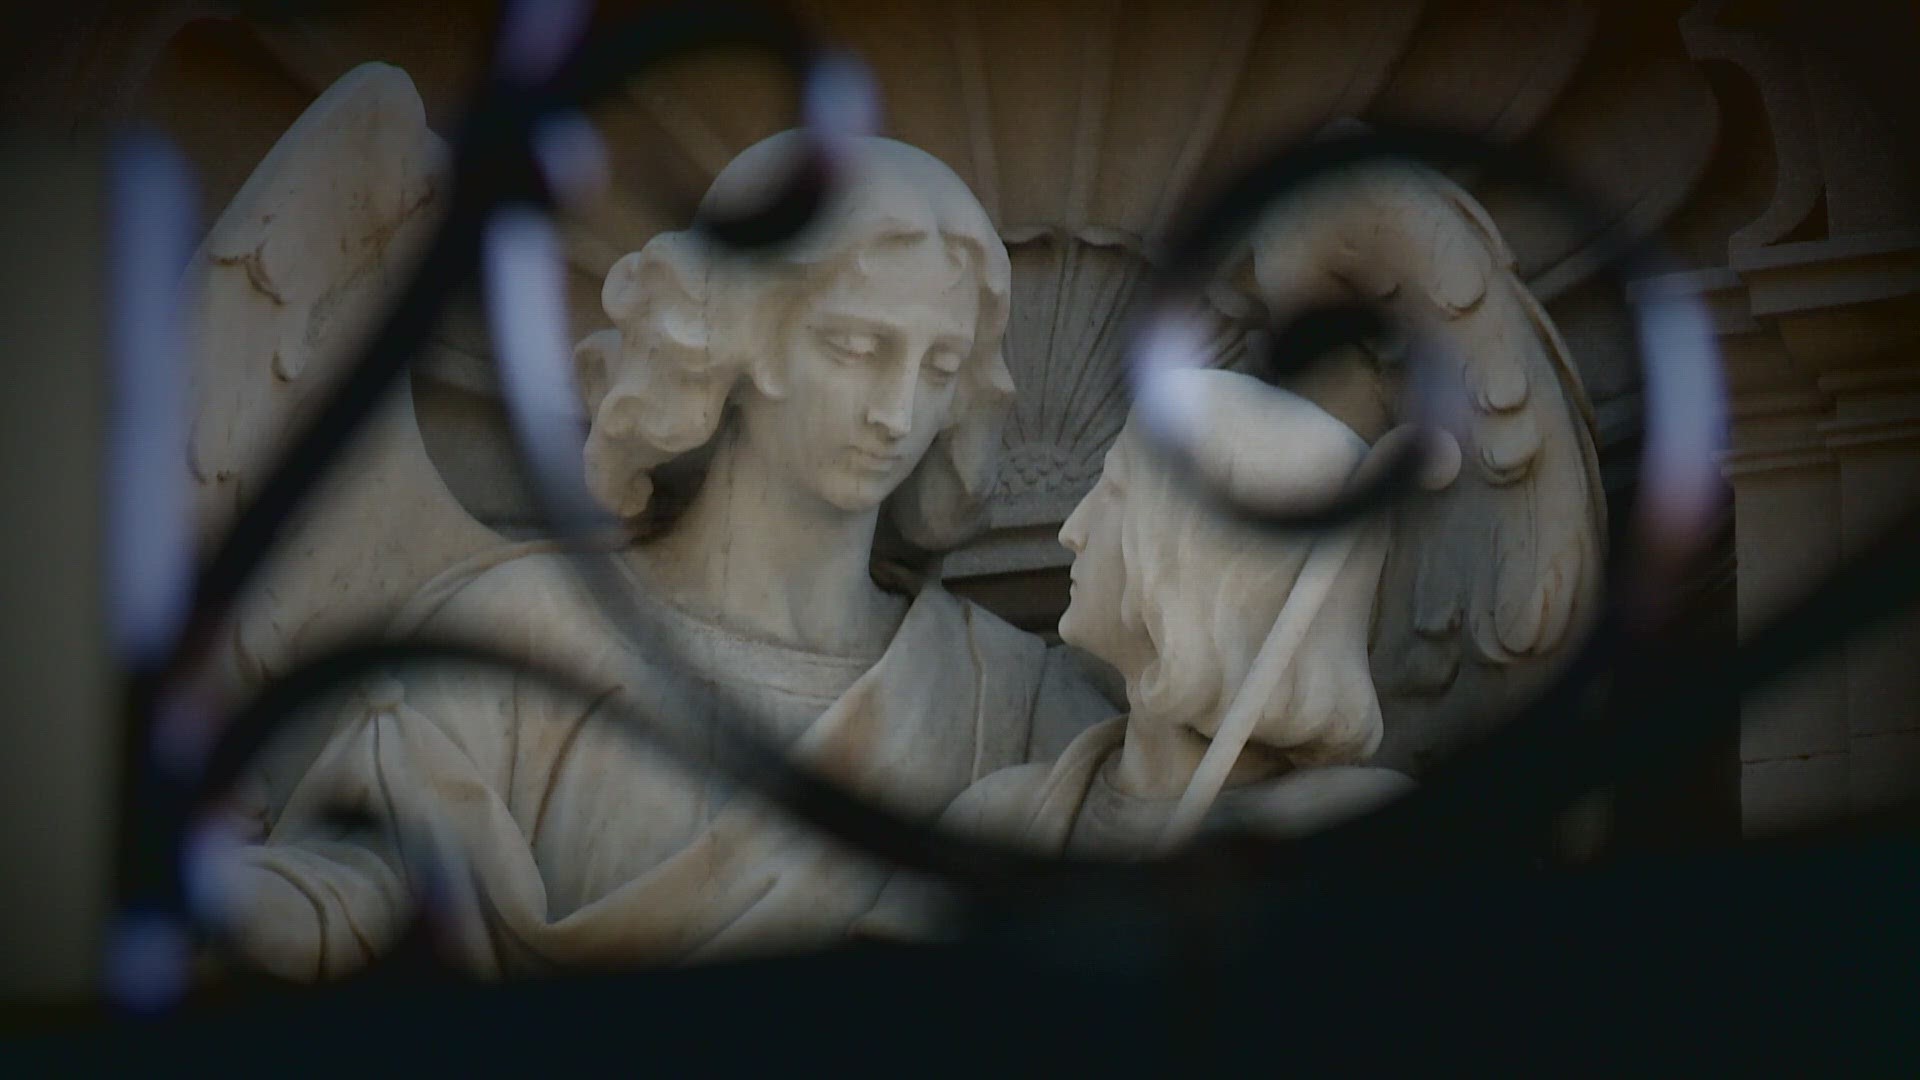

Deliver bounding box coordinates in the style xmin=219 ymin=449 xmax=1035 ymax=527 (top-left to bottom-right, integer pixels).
xmin=866 ymin=375 xmax=914 ymax=439
xmin=1058 ymin=504 xmax=1086 ymax=554
xmin=868 ymin=407 xmax=910 ymax=439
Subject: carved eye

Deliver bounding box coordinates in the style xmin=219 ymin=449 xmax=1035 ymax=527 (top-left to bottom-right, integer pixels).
xmin=922 ymin=349 xmax=962 ymax=387
xmin=819 ymin=327 xmax=882 ymax=362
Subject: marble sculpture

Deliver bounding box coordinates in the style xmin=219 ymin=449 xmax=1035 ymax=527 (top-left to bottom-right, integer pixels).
xmin=182 ymin=63 xmax=1604 ymax=977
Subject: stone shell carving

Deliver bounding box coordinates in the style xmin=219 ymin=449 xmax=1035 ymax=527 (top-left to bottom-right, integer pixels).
xmin=955 ymin=229 xmax=1258 ymax=577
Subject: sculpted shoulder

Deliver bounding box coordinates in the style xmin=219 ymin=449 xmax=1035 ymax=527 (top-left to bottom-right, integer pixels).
xmin=396 ymin=544 xmax=629 ymax=674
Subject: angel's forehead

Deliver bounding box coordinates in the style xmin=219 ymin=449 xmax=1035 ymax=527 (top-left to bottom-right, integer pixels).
xmin=802 ymin=237 xmax=977 ymax=335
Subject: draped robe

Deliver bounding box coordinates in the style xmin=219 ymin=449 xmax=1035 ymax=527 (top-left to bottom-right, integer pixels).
xmin=856 ymin=719 xmax=1414 ymax=940
xmin=937 ymin=719 xmax=1415 ymax=858
xmin=237 ymin=548 xmax=1113 ymax=978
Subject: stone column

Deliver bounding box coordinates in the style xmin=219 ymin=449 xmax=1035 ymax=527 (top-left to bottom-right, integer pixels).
xmin=1685 ymin=0 xmax=1920 ymax=831
xmin=1732 ymin=229 xmax=1920 ymax=831
xmin=1721 ymin=360 xmax=1852 ymax=833
xmin=1820 ymin=366 xmax=1920 ymax=813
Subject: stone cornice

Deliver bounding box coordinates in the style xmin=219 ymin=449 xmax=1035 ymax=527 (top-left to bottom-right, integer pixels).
xmin=1627 ymin=266 xmax=1757 ymax=337
xmin=1817 ymin=366 xmax=1920 ymax=398
xmin=1722 ymin=443 xmax=1836 ymax=478
xmin=1730 ymin=387 xmax=1830 ymax=423
xmin=1723 ymin=365 xmax=1920 ymax=474
xmin=1733 ymin=229 xmax=1920 ymax=272
xmin=1819 ymin=416 xmax=1920 ymax=453
xmin=1732 ymin=229 xmax=1920 ymax=319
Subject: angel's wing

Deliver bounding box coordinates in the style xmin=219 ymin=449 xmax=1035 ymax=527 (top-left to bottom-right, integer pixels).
xmin=1252 ymin=152 xmax=1606 ymax=774
xmin=187 ymin=62 xmax=501 ymax=694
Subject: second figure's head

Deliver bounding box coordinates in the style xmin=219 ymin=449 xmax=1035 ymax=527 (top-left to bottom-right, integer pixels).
xmin=1059 ymin=368 xmax=1389 ymax=768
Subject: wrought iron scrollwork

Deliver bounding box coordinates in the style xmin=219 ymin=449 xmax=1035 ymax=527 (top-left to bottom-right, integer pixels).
xmin=100 ymin=0 xmax=1920 ymax=1020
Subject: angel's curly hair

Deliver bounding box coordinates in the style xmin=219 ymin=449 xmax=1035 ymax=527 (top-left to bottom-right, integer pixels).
xmin=574 ymin=131 xmax=1015 ymax=552
xmin=1108 ymin=370 xmax=1388 ymax=767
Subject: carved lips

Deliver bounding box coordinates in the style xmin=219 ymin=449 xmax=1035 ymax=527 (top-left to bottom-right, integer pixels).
xmin=845 ymin=445 xmax=908 ymax=474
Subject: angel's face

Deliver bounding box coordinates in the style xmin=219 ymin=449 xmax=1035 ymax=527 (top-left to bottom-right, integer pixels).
xmin=736 ymin=236 xmax=976 ymax=512
xmin=1058 ymin=431 xmax=1153 ymax=680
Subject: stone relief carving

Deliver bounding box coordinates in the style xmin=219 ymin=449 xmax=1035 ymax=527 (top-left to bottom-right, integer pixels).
xmin=927 ymin=369 xmax=1421 ymax=860
xmin=186 ymin=38 xmax=1606 ymax=976
xmin=952 ymin=229 xmax=1256 ymax=579
xmin=858 ymin=373 xmax=1423 ymax=938
xmin=862 ymin=158 xmax=1607 ymax=936
xmin=194 ymin=66 xmax=1114 ymax=979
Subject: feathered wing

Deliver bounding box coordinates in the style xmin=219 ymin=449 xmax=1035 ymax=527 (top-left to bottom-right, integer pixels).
xmin=187 ymin=62 xmax=502 ymax=695
xmin=1252 ymin=154 xmax=1606 ymax=774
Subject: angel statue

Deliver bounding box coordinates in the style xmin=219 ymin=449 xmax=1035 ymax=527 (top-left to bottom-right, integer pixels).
xmin=191 ymin=65 xmax=1114 ymax=980
xmin=859 ymin=150 xmax=1605 ymax=935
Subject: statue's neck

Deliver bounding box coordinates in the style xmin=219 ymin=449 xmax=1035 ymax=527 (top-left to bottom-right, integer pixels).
xmin=1110 ymin=689 xmax=1289 ymax=799
xmin=634 ymin=430 xmax=903 ymax=657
